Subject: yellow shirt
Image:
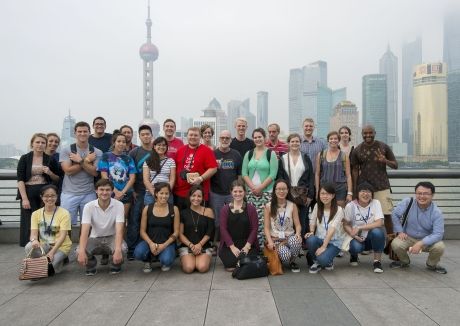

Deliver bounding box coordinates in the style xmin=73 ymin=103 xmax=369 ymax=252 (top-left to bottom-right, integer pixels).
xmin=31 ymin=207 xmax=72 ymax=255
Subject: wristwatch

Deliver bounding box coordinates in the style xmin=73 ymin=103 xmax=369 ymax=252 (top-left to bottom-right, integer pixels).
xmin=30 ymin=238 xmax=36 ymax=242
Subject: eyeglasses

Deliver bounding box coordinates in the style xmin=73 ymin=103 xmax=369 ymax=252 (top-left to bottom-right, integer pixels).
xmin=42 ymin=195 xmax=57 ymax=199
xmin=416 ymin=192 xmax=432 ymax=197
xmin=155 ymin=143 xmax=167 ymax=147
xmin=275 ymin=188 xmax=288 ymax=192
xmin=219 ymin=137 xmax=231 ymax=140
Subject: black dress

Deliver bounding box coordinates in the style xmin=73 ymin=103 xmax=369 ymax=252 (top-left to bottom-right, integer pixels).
xmin=180 ymin=209 xmax=214 ymax=251
xmin=219 ymin=209 xmax=258 ymax=268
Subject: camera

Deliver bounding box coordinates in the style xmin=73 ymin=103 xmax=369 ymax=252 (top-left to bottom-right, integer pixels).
xmin=180 ymin=169 xmax=190 ymax=180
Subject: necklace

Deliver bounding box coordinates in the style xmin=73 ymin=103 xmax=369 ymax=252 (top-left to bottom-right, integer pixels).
xmin=190 ymin=209 xmax=200 ymax=233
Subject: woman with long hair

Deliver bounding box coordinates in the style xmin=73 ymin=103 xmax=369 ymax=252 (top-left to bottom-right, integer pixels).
xmin=242 ymin=127 xmax=278 ymax=248
xmin=305 ymin=182 xmax=345 ymax=273
xmin=218 ymin=179 xmax=259 ymax=271
xmin=315 ymin=131 xmax=352 ymax=208
xmin=264 ymin=179 xmax=302 ymax=272
xmin=17 ymin=133 xmax=60 ymax=246
xmin=98 ymin=133 xmax=136 ymax=219
xmin=25 ymin=185 xmax=72 ymax=273
xmin=134 ymin=182 xmax=180 ymax=272
xmin=143 ymin=136 xmax=176 ymax=205
xmin=338 ymin=126 xmax=354 ymax=157
xmin=179 ymin=185 xmax=214 ymax=273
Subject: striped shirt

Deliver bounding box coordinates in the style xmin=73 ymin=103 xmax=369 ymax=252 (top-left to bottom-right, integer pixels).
xmin=143 ymin=158 xmax=176 ymax=191
xmin=300 ymin=136 xmax=327 ymax=174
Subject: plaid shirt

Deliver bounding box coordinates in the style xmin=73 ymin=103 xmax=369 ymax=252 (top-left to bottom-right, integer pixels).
xmin=300 ymin=136 xmax=327 ymax=174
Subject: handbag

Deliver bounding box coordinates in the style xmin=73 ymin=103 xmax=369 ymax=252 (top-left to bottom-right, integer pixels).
xmin=19 ymin=246 xmax=55 ymax=281
xmin=232 ymin=254 xmax=269 ymax=280
xmin=384 ymin=197 xmax=414 ymax=261
xmin=287 ymin=154 xmax=309 ymax=206
xmin=263 ymin=243 xmax=283 ymax=276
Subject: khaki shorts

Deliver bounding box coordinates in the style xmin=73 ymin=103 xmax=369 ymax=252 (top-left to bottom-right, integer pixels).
xmin=374 ymin=189 xmax=393 ymax=215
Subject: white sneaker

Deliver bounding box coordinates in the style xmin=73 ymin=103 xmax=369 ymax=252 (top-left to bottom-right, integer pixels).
xmin=309 ymin=263 xmax=320 ymax=274
xmin=161 ymin=265 xmax=171 ymax=272
xmin=143 ymin=262 xmax=152 ymax=273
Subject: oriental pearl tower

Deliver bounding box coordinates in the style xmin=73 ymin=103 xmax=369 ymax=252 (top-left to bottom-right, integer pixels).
xmin=139 ymin=0 xmax=160 ymax=137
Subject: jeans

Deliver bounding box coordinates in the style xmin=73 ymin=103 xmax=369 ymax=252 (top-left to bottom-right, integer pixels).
xmin=61 ymin=192 xmax=97 ymax=225
xmin=306 ymin=235 xmax=340 ymax=267
xmin=126 ymin=190 xmax=145 ymax=252
xmin=134 ymin=240 xmax=176 ymax=267
xmin=209 ymin=191 xmax=232 ymax=227
xmin=349 ymin=228 xmax=385 ymax=258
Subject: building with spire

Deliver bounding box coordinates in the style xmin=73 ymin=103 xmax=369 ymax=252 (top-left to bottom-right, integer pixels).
xmin=257 ymin=91 xmax=268 ymax=129
xmin=379 ymin=45 xmax=398 ymax=144
xmin=362 ymin=74 xmax=387 ymax=142
xmin=138 ymin=0 xmax=160 ymax=137
xmin=60 ymin=111 xmax=76 ymax=148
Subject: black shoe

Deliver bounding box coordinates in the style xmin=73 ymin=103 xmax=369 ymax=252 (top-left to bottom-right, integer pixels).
xmin=127 ymin=252 xmax=135 ymax=261
xmin=100 ymin=254 xmax=109 ymax=265
xmin=373 ymin=260 xmax=383 ymax=273
xmin=426 ymin=264 xmax=447 ymax=274
xmin=290 ymin=261 xmax=300 ymax=273
xmin=389 ymin=261 xmax=409 ymax=269
xmin=110 ymin=267 xmax=121 ymax=274
xmin=86 ymin=268 xmax=97 ymax=276
xmin=350 ymin=255 xmax=359 ymax=267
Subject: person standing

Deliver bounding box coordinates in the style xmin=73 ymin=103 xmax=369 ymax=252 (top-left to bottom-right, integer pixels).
xmin=230 ymin=117 xmax=255 ymax=159
xmin=350 ymin=125 xmax=397 ymax=233
xmin=126 ymin=125 xmax=153 ymax=259
xmin=300 ymin=118 xmax=327 ymax=176
xmin=120 ymin=125 xmax=138 ymax=154
xmin=60 ymin=121 xmax=103 ymax=226
xmin=89 ymin=117 xmax=112 ymax=153
xmin=390 ymin=182 xmax=447 ymax=274
xmin=163 ymin=119 xmax=184 ymax=161
xmin=266 ymin=123 xmax=289 ymax=159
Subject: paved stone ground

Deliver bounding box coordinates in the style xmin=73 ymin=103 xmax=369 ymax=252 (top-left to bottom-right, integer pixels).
xmin=1 ymin=241 xmax=460 ymax=326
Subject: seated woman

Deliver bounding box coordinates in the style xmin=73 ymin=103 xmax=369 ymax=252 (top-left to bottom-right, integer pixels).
xmin=219 ymin=180 xmax=259 ymax=271
xmin=134 ymin=182 xmax=180 ymax=272
xmin=264 ymin=179 xmax=303 ymax=273
xmin=305 ymin=182 xmax=344 ymax=273
xmin=25 ymin=185 xmax=72 ymax=273
xmin=343 ymin=182 xmax=385 ymax=273
xmin=179 ymin=185 xmax=214 ymax=273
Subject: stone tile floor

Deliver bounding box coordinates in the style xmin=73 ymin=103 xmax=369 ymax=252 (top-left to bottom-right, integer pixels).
xmin=1 ymin=241 xmax=460 ymax=326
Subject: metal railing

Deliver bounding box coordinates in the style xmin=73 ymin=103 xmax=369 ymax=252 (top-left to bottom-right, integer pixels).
xmin=1 ymin=170 xmax=460 ymax=224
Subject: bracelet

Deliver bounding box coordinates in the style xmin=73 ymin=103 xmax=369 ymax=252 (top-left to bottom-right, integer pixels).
xmin=169 ymin=234 xmax=177 ymax=241
xmin=188 ymin=242 xmax=193 ymax=248
xmin=347 ymin=192 xmax=353 ymax=196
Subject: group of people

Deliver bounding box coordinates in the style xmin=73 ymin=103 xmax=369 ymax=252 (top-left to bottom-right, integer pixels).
xmin=17 ymin=116 xmax=448 ymax=277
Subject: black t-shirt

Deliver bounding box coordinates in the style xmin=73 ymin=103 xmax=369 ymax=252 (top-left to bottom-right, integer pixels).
xmin=211 ymin=148 xmax=242 ymax=195
xmin=180 ymin=209 xmax=214 ymax=248
xmin=89 ymin=133 xmax=112 ymax=153
xmin=230 ymin=137 xmax=255 ymax=159
xmin=129 ymin=146 xmax=152 ymax=192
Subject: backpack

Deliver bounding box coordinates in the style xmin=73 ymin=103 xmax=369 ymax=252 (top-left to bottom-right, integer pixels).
xmin=247 ymin=148 xmax=273 ymax=162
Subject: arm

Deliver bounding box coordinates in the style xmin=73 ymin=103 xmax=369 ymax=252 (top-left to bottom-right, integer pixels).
xmin=169 ymin=166 xmax=176 ymax=190
xmin=157 ymin=206 xmax=180 ymax=254
xmin=219 ymin=205 xmax=233 ymax=247
xmin=80 ymin=151 xmax=99 ymax=177
xmin=179 ymin=222 xmax=192 ymax=249
xmin=143 ymin=166 xmax=156 ymax=195
xmin=194 ymin=167 xmax=217 ymax=185
xmin=263 ymin=204 xmax=275 ymax=250
xmin=61 ymin=160 xmax=83 ymax=176
xmin=77 ymin=223 xmax=91 ymax=266
xmin=192 ymin=208 xmax=214 ymax=255
xmin=345 ymin=155 xmax=352 ymax=202
xmin=314 ymin=152 xmax=321 ymax=199
xmin=112 ymin=222 xmax=125 ymax=264
xmin=292 ymin=204 xmax=302 ymax=239
xmin=120 ymin=173 xmax=135 ymax=197
xmin=246 ymin=204 xmax=259 ymax=248
xmin=255 ymin=151 xmax=278 ymax=193
xmin=17 ymin=181 xmax=30 ymax=209
xmin=29 ymin=229 xmax=40 ymax=249
xmin=421 ymin=209 xmax=444 ymax=247
xmin=47 ymin=229 xmax=68 ymax=261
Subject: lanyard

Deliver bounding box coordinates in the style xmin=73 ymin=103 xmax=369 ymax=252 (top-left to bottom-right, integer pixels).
xmin=358 ymin=206 xmax=371 ymax=224
xmin=42 ymin=207 xmax=57 ymax=230
xmin=278 ymin=210 xmax=286 ymax=229
xmin=323 ymin=215 xmax=329 ymax=232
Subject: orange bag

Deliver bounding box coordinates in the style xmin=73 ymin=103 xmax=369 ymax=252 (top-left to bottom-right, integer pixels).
xmin=263 ymin=244 xmax=283 ymax=276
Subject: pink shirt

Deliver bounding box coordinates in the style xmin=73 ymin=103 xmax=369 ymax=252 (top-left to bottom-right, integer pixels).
xmin=266 ymin=139 xmax=289 ymax=159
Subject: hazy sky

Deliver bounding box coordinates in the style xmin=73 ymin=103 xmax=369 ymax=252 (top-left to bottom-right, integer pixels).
xmin=0 ymin=0 xmax=456 ymax=151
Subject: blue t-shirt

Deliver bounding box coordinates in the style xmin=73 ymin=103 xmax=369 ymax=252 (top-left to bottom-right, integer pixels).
xmin=97 ymin=152 xmax=136 ymax=192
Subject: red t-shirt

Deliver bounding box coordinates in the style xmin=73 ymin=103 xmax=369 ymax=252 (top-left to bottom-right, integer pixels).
xmin=266 ymin=139 xmax=289 ymax=159
xmin=174 ymin=144 xmax=218 ymax=200
xmin=167 ymin=137 xmax=184 ymax=161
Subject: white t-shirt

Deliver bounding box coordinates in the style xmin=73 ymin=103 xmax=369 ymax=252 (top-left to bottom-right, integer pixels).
xmin=81 ymin=199 xmax=125 ymax=237
xmin=344 ymin=199 xmax=383 ymax=239
xmin=310 ymin=204 xmax=344 ymax=248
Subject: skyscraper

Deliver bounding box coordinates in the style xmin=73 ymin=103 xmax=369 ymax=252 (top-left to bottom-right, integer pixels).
xmin=444 ymin=6 xmax=460 ymax=162
xmin=61 ymin=111 xmax=76 ymax=148
xmin=362 ymin=74 xmax=387 ymax=142
xmin=227 ymin=99 xmax=255 ymax=135
xmin=195 ymin=98 xmax=227 ymax=145
xmin=138 ymin=1 xmax=160 ymax=137
xmin=413 ymin=63 xmax=448 ymax=160
xmin=330 ymin=100 xmax=360 ymax=147
xmin=379 ymin=45 xmax=398 ymax=144
xmin=288 ymin=68 xmax=304 ymax=134
xmin=257 ymin=91 xmax=268 ymax=129
xmin=402 ymin=37 xmax=422 ymax=154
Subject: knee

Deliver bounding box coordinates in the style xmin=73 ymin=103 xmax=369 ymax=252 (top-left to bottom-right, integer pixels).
xmin=305 ymin=235 xmax=317 ymax=248
xmin=369 ymin=228 xmax=385 ymax=240
xmin=196 ymin=261 xmax=210 ymax=273
xmin=349 ymin=240 xmax=362 ymax=254
xmin=430 ymin=241 xmax=445 ymax=254
xmin=391 ymin=237 xmax=405 ymax=251
xmin=316 ymin=254 xmax=330 ymax=267
xmin=181 ymin=263 xmax=195 ymax=274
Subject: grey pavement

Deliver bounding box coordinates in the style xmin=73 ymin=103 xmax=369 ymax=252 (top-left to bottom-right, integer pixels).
xmin=1 ymin=241 xmax=460 ymax=326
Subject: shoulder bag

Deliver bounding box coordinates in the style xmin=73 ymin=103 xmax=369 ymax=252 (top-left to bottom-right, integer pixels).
xmin=232 ymin=254 xmax=269 ymax=280
xmin=263 ymin=243 xmax=284 ymax=276
xmin=384 ymin=198 xmax=414 ymax=260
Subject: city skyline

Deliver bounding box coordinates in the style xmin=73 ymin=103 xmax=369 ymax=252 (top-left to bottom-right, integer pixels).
xmin=0 ymin=0 xmax=456 ymax=152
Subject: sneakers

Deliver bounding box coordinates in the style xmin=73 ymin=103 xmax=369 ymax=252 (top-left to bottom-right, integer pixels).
xmin=85 ymin=268 xmax=97 ymax=276
xmin=143 ymin=262 xmax=152 ymax=273
xmin=336 ymin=251 xmax=344 ymax=258
xmin=350 ymin=255 xmax=359 ymax=267
xmin=389 ymin=261 xmax=410 ymax=269
xmin=161 ymin=265 xmax=171 ymax=272
xmin=373 ymin=260 xmax=383 ymax=273
xmin=127 ymin=251 xmax=135 ymax=261
xmin=361 ymin=250 xmax=371 ymax=255
xmin=110 ymin=267 xmax=121 ymax=274
xmin=289 ymin=261 xmax=300 ymax=273
xmin=324 ymin=263 xmax=334 ymax=271
xmin=426 ymin=264 xmax=447 ymax=274
xmin=100 ymin=254 xmax=109 ymax=265
xmin=309 ymin=263 xmax=320 ymax=274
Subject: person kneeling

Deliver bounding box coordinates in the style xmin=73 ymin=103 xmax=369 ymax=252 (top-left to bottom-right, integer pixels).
xmin=343 ymin=182 xmax=385 ymax=273
xmin=305 ymin=183 xmax=344 ymax=273
xmin=134 ymin=182 xmax=179 ymax=272
xmin=264 ymin=179 xmax=303 ymax=273
xmin=77 ymin=179 xmax=127 ymax=275
xmin=179 ymin=185 xmax=214 ymax=273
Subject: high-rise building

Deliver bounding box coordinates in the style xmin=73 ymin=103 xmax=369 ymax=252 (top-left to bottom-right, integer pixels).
xmin=444 ymin=6 xmax=460 ymax=162
xmin=413 ymin=63 xmax=448 ymax=160
xmin=138 ymin=1 xmax=160 ymax=137
xmin=379 ymin=45 xmax=398 ymax=144
xmin=316 ymin=86 xmax=332 ymax=139
xmin=330 ymin=100 xmax=360 ymax=147
xmin=226 ymin=98 xmax=255 ymax=135
xmin=195 ymin=98 xmax=227 ymax=145
xmin=288 ymin=68 xmax=304 ymax=134
xmin=61 ymin=111 xmax=76 ymax=148
xmin=257 ymin=91 xmax=268 ymax=129
xmin=332 ymin=88 xmax=347 ymax=109
xmin=402 ymin=37 xmax=422 ymax=154
xmin=362 ymin=74 xmax=387 ymax=142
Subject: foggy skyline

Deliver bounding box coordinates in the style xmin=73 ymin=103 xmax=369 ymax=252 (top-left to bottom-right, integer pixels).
xmin=0 ymin=0 xmax=456 ymax=151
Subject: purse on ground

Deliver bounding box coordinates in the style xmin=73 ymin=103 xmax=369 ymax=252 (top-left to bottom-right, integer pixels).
xmin=19 ymin=246 xmax=53 ymax=281
xmin=232 ymin=254 xmax=269 ymax=280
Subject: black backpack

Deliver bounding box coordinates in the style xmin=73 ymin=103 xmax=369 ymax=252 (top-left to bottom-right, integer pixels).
xmin=247 ymin=148 xmax=273 ymax=162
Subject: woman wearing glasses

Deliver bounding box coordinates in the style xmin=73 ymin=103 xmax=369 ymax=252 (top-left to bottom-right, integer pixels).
xmin=25 ymin=185 xmax=72 ymax=273
xmin=343 ymin=182 xmax=385 ymax=273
